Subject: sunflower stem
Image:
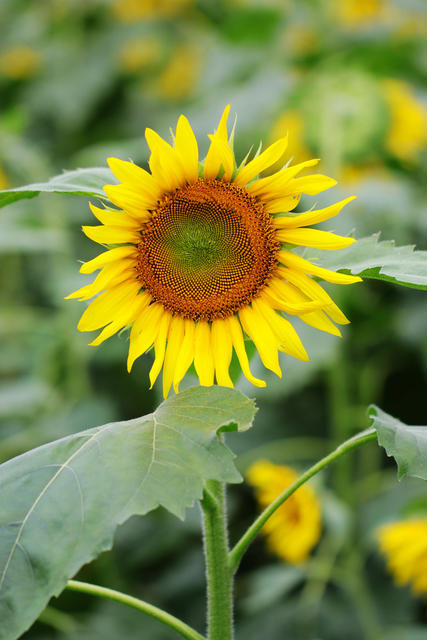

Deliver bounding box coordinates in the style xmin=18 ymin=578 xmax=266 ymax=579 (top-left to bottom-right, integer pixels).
xmin=200 ymin=480 xmax=234 ymax=640
xmin=229 ymin=428 xmax=377 ymax=573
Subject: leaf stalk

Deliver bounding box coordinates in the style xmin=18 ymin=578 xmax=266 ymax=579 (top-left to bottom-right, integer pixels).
xmin=229 ymin=428 xmax=377 ymax=573
xmin=66 ymin=580 xmax=205 ymax=640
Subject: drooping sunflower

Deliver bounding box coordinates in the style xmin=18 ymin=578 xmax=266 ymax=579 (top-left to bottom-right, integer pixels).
xmin=377 ymin=518 xmax=427 ymax=594
xmin=247 ymin=460 xmax=321 ymax=564
xmin=68 ymin=105 xmax=360 ymax=397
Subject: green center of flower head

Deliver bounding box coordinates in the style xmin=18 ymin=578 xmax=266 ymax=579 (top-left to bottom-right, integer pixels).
xmin=164 ymin=218 xmax=227 ymax=273
xmin=135 ymin=179 xmax=280 ymax=321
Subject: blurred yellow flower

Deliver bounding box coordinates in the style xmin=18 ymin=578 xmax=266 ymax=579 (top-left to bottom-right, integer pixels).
xmin=377 ymin=519 xmax=427 ymax=594
xmin=282 ymin=26 xmax=319 ymax=56
xmin=247 ymin=460 xmax=321 ymax=563
xmin=0 ymin=164 xmax=9 ymax=190
xmin=0 ymin=46 xmax=41 ymax=80
xmin=155 ymin=46 xmax=200 ymax=101
xmin=340 ymin=163 xmax=386 ymax=185
xmin=394 ymin=13 xmax=427 ymax=38
xmin=334 ymin=0 xmax=384 ymax=26
xmin=118 ymin=37 xmax=162 ymax=73
xmin=383 ymin=79 xmax=427 ymax=162
xmin=112 ymin=0 xmax=192 ymax=21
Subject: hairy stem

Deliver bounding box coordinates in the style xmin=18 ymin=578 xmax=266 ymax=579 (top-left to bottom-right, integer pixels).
xmin=229 ymin=428 xmax=377 ymax=573
xmin=66 ymin=580 xmax=205 ymax=640
xmin=200 ymin=480 xmax=233 ymax=640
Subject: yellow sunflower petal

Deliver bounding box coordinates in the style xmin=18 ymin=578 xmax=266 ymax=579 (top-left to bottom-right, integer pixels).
xmin=239 ymin=306 xmax=282 ymax=378
xmin=82 ymin=224 xmax=141 ymax=245
xmin=174 ymin=115 xmax=199 ymax=183
xmin=173 ymin=318 xmax=195 ymax=392
xmin=226 ymin=316 xmax=266 ymax=388
xmin=88 ymin=320 xmax=124 ymax=347
xmin=253 ymin=297 xmax=309 ymax=361
xmin=211 ymin=319 xmax=233 ymax=387
xmin=234 ymin=136 xmax=288 ymax=186
xmin=280 ymin=268 xmax=349 ymax=324
xmin=286 ymin=174 xmax=337 ymax=196
xmin=145 ymin=127 xmax=185 ymax=190
xmin=77 ymin=281 xmax=141 ymax=332
xmin=264 ymin=278 xmax=325 ymax=315
xmin=204 ymin=105 xmax=232 ymax=179
xmin=247 ymin=159 xmax=320 ymax=198
xmin=162 ymin=316 xmax=185 ymax=398
xmin=273 ymin=197 xmax=356 ymax=229
xmin=149 ymin=311 xmax=172 ymax=389
xmin=299 ymin=309 xmax=342 ymax=336
xmin=90 ymin=292 xmax=150 ymax=346
xmin=127 ymin=302 xmax=165 ymax=371
xmin=206 ymin=135 xmax=234 ymax=181
xmin=88 ymin=203 xmax=142 ymax=228
xmin=107 ymin=157 xmax=160 ymax=201
xmin=215 ymin=104 xmax=231 ymax=142
xmin=276 ymin=228 xmax=356 ymax=250
xmin=66 ymin=260 xmax=134 ymax=300
xmin=278 ymin=250 xmax=362 ymax=284
xmin=103 ymin=184 xmax=153 ymax=219
xmin=80 ymin=245 xmax=137 ymax=274
xmin=194 ymin=321 xmax=214 ymax=386
xmin=146 ymin=151 xmax=176 ymax=193
xmin=265 ymin=194 xmax=301 ymax=214
xmin=261 ymin=282 xmax=342 ymax=337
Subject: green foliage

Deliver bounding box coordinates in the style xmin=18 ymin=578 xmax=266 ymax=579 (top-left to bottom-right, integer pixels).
xmin=0 ymin=386 xmax=255 ymax=640
xmin=241 ymin=565 xmax=305 ymax=614
xmin=0 ymin=168 xmax=114 ymax=210
xmin=308 ymin=233 xmax=427 ymax=290
xmin=220 ymin=7 xmax=281 ymax=44
xmin=369 ymin=405 xmax=427 ymax=480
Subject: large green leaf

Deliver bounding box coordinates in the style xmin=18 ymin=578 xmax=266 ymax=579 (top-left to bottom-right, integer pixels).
xmin=307 ymin=234 xmax=427 ymax=290
xmin=369 ymin=405 xmax=427 ymax=480
xmin=0 ymin=386 xmax=256 ymax=640
xmin=0 ymin=168 xmax=115 ymax=209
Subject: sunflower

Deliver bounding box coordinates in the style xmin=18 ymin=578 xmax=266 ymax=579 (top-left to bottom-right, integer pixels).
xmin=377 ymin=519 xmax=427 ymax=594
xmin=68 ymin=105 xmax=360 ymax=397
xmin=247 ymin=460 xmax=321 ymax=564
xmin=0 ymin=46 xmax=41 ymax=80
xmin=383 ymin=79 xmax=427 ymax=162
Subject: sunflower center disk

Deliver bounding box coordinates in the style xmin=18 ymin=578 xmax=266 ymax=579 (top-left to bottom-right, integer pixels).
xmin=136 ymin=179 xmax=280 ymax=321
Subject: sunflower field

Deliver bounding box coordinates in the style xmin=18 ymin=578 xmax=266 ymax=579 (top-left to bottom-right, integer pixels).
xmin=1 ymin=1 xmax=427 ymax=639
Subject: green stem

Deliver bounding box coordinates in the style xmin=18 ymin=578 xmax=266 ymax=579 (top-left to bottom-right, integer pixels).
xmin=66 ymin=580 xmax=205 ymax=640
xmin=38 ymin=605 xmax=77 ymax=633
xmin=229 ymin=428 xmax=377 ymax=573
xmin=336 ymin=551 xmax=382 ymax=640
xmin=200 ymin=480 xmax=233 ymax=640
xmin=328 ymin=357 xmax=353 ymax=502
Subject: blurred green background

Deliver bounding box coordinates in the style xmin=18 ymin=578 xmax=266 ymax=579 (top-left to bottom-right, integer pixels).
xmin=1 ymin=0 xmax=427 ymax=638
